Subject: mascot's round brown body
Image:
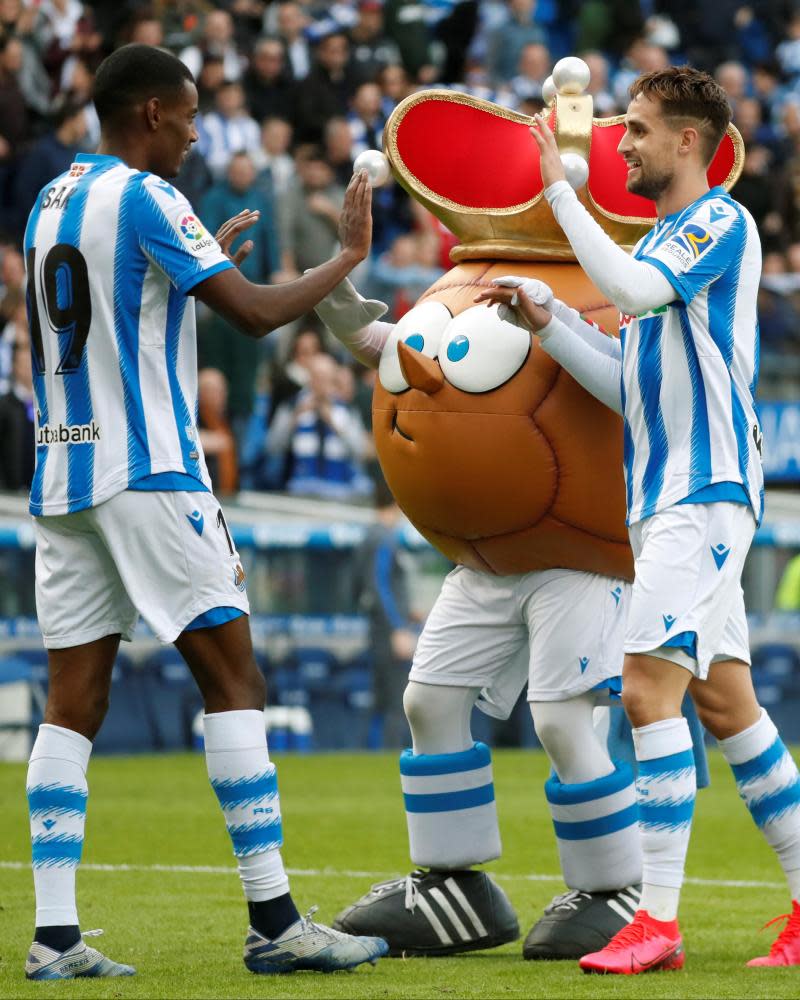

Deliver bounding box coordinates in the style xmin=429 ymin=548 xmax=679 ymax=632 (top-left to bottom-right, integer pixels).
xmin=372 ymin=89 xmax=742 ymax=584
xmin=373 ymin=260 xmax=631 ymax=579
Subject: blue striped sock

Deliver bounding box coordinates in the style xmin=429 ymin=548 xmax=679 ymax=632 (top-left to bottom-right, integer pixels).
xmin=400 ymin=742 xmax=501 ymax=868
xmin=27 ymin=724 xmax=92 ymax=928
xmin=633 ymin=718 xmax=696 ymax=897
xmin=544 ymin=761 xmax=642 ymax=890
xmin=720 ymin=710 xmax=800 ymax=897
xmin=204 ymin=710 xmax=289 ymax=902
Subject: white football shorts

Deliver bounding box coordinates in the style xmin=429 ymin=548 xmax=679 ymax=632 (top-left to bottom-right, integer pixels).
xmin=408 ymin=565 xmax=629 ymax=718
xmin=34 ymin=489 xmax=250 ymax=648
xmin=625 ymin=501 xmax=755 ymax=679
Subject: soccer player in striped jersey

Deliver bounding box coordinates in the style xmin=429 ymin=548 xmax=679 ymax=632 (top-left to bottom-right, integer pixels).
xmin=22 ymin=44 xmax=387 ymax=980
xmin=478 ymin=66 xmax=800 ymax=973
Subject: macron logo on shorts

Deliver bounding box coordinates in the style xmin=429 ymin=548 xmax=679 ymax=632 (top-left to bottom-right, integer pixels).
xmin=186 ymin=510 xmax=204 ymax=536
xmin=711 ymin=543 xmax=730 ymax=570
xmin=663 ymin=613 xmax=676 ymax=632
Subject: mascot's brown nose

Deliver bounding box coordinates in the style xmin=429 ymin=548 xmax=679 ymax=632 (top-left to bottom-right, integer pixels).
xmin=397 ymin=341 xmax=444 ymax=395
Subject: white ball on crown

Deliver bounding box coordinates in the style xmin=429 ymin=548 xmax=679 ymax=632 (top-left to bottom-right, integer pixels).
xmin=560 ymin=152 xmax=589 ymax=190
xmin=552 ymin=56 xmax=591 ymax=96
xmin=353 ymin=149 xmax=391 ymax=187
xmin=541 ymin=75 xmax=557 ymax=106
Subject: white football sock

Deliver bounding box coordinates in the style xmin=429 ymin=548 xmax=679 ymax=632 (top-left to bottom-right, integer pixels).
xmin=719 ymin=709 xmax=800 ymax=901
xmin=27 ymin=724 xmax=92 ymax=927
xmin=204 ymin=710 xmax=289 ymax=902
xmin=633 ymin=717 xmax=696 ymax=922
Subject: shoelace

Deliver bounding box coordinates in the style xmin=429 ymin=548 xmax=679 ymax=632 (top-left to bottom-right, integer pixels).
xmin=404 ymin=874 xmax=420 ymax=912
xmin=546 ymin=889 xmax=592 ymax=913
xmin=600 ymin=914 xmax=649 ymax=953
xmin=83 ymin=929 xmax=103 ymax=939
xmin=760 ymin=905 xmax=800 ymax=956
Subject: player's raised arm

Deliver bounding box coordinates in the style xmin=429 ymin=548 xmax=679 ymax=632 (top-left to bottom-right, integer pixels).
xmin=193 ymin=171 xmax=375 ymax=337
xmin=531 ymin=114 xmax=676 ymax=317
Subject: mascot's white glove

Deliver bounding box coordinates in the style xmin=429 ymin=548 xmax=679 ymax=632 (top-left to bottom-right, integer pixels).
xmin=313 ymin=275 xmax=388 ymax=337
xmin=491 ymin=275 xmax=554 ymax=333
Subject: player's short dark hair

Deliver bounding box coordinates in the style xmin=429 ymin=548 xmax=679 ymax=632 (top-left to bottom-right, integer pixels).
xmin=93 ymin=44 xmax=194 ymax=129
xmin=629 ymin=66 xmax=731 ymax=165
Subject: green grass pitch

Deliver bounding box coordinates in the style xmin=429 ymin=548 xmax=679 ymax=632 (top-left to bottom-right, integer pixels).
xmin=1 ymin=749 xmax=799 ymax=998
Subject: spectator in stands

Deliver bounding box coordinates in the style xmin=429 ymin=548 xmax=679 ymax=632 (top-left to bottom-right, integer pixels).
xmin=377 ymin=61 xmax=414 ymax=116
xmin=324 ymin=116 xmax=356 ymax=186
xmin=383 ymin=0 xmax=438 ymax=83
xmin=486 ymin=0 xmax=547 ymax=84
xmin=348 ymin=80 xmax=386 ymax=159
xmin=293 ymin=31 xmax=359 ymax=144
xmin=198 ymin=367 xmax=239 ymax=496
xmin=266 ymin=352 xmax=370 ymax=497
xmin=11 ymin=96 xmax=87 ymax=240
xmin=0 ymin=36 xmax=34 ymax=231
xmin=199 ymin=151 xmax=280 ymax=427
xmin=195 ymin=53 xmax=226 ymax=113
xmin=243 ymin=35 xmax=297 ymax=124
xmin=269 ymin=326 xmax=324 ymax=420
xmin=35 ymin=0 xmax=103 ymax=86
xmin=0 ymin=284 xmax=24 ymax=393
xmin=0 ymin=246 xmax=24 ymax=299
xmin=507 ymin=40 xmax=551 ymax=107
xmin=368 ymin=230 xmax=445 ymax=318
xmin=714 ymin=59 xmax=749 ymax=112
xmin=582 ymin=50 xmax=618 ymax=116
xmin=196 ymin=79 xmax=260 ymax=179
xmin=611 ymin=37 xmax=669 ymax=107
xmin=124 ymin=11 xmax=164 ymax=48
xmin=58 ymin=54 xmax=98 ymax=148
xmin=180 ymin=8 xmax=244 ymax=82
xmin=349 ymin=0 xmax=402 ymax=85
xmin=777 ymin=10 xmax=800 ymax=80
xmin=352 ymin=473 xmax=416 ymax=748
xmin=272 ymin=1 xmax=311 ymax=81
xmin=278 ymin=145 xmax=347 ymax=277
xmin=0 ymin=325 xmax=34 ymax=490
xmin=734 ymin=143 xmax=783 ymax=243
xmin=254 ymin=115 xmax=296 ymax=199
xmin=2 ymin=1 xmax=51 ymax=118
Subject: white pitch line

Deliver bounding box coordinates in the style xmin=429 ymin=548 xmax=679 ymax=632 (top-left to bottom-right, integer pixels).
xmin=0 ymin=861 xmax=785 ymax=890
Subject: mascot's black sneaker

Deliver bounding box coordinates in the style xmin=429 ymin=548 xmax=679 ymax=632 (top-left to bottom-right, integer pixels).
xmin=523 ymin=885 xmax=642 ymax=961
xmin=333 ymin=870 xmax=520 ymax=957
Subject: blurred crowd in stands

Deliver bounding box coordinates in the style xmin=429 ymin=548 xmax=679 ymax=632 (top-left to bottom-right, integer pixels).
xmin=1 ymin=0 xmax=800 ymax=498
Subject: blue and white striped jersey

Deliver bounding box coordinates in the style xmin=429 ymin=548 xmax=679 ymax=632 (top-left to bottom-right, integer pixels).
xmin=619 ymin=186 xmax=764 ymax=526
xmin=23 ymin=153 xmax=234 ymax=516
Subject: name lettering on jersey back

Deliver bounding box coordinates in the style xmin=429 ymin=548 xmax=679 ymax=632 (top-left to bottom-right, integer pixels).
xmin=37 ymin=419 xmax=101 ymax=445
xmin=40 ymin=184 xmax=77 ymax=212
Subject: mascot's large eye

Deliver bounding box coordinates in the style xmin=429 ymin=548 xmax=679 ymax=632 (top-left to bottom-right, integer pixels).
xmin=378 ymin=301 xmax=451 ymax=393
xmin=439 ymin=305 xmax=530 ymax=393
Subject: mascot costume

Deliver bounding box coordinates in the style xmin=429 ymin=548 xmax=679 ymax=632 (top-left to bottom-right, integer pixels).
xmin=315 ymin=58 xmax=742 ymax=960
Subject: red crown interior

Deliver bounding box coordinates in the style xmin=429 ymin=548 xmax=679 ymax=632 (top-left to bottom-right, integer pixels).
xmin=395 ymin=99 xmax=546 ymax=208
xmin=394 ymin=95 xmax=739 ymax=220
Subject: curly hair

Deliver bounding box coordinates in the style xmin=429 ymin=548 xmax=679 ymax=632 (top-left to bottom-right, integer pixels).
xmin=629 ymin=66 xmax=731 ymax=165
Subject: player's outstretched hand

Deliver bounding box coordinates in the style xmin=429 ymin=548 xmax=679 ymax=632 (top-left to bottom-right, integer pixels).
xmin=215 ymin=208 xmax=261 ymax=267
xmin=531 ymin=113 xmax=566 ymax=190
xmin=474 ymin=280 xmax=552 ymax=334
xmin=338 ymin=170 xmax=372 ymax=264
xmin=491 ymin=275 xmax=554 ymax=326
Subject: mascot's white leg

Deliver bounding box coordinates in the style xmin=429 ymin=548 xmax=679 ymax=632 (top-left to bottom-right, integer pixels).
xmin=401 ymin=681 xmax=501 ymax=869
xmin=530 ymin=693 xmax=642 ymax=892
